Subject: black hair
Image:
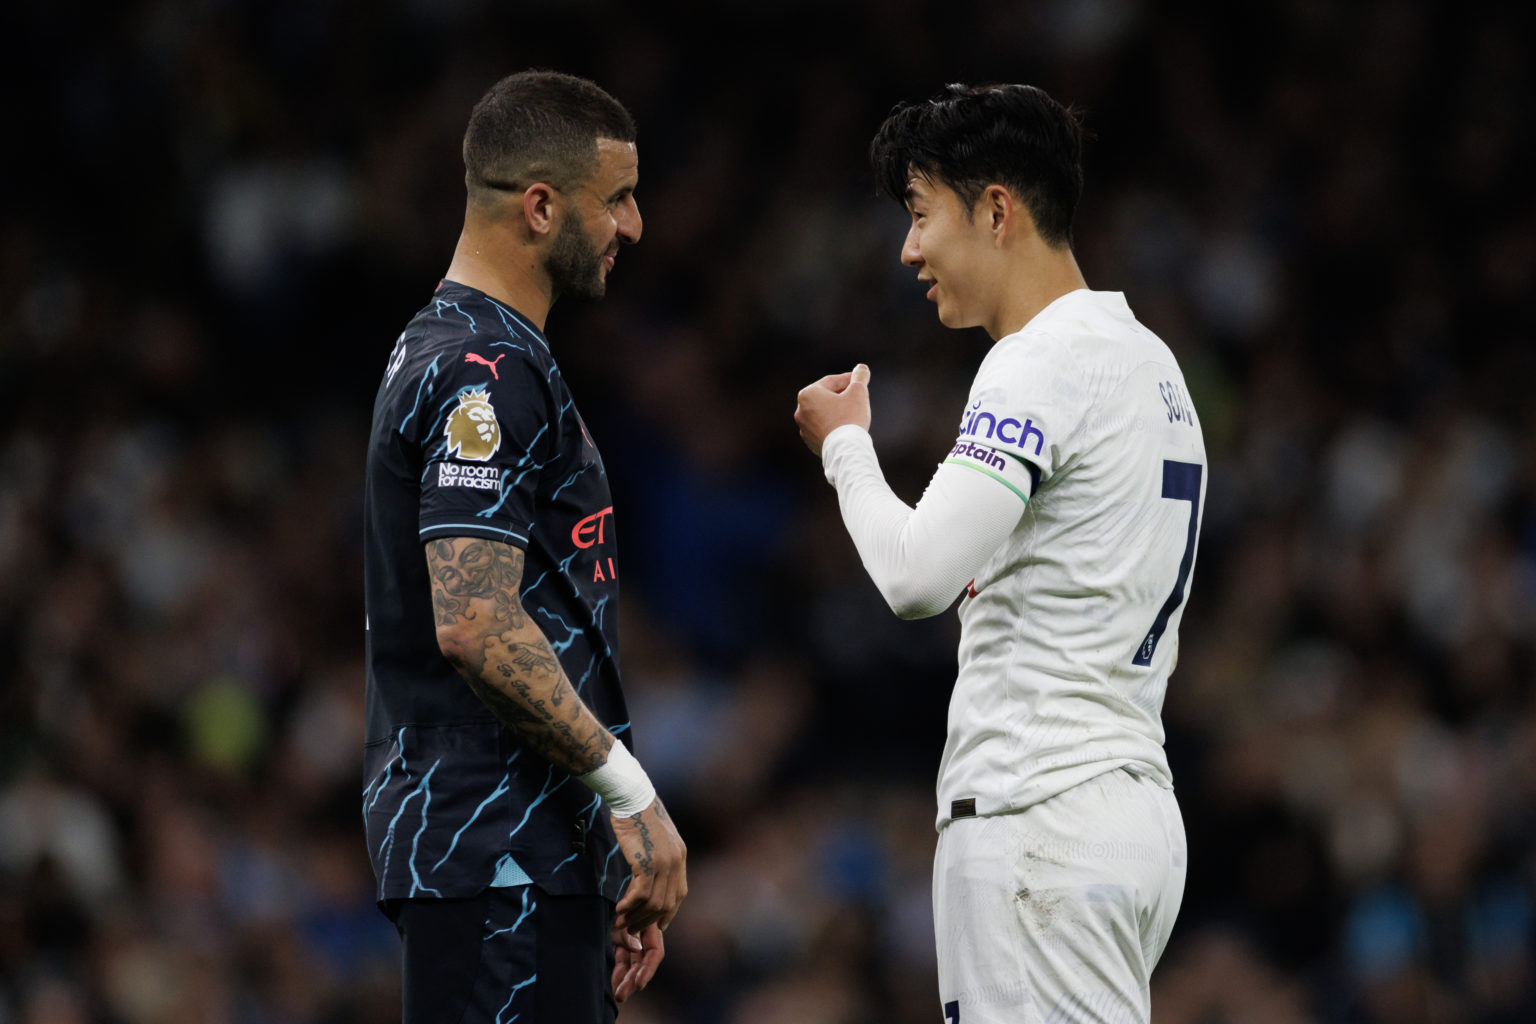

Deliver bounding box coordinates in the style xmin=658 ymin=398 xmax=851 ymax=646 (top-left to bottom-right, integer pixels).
xmin=462 ymin=70 xmax=636 ymax=204
xmin=870 ymin=83 xmax=1084 ymax=248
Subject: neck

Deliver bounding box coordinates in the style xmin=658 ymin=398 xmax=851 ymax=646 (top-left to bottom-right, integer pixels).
xmin=986 ymin=243 xmax=1088 ymax=340
xmin=443 ymin=221 xmax=554 ymax=331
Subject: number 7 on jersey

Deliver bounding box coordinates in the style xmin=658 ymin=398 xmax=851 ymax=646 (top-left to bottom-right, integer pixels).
xmin=1133 ymin=460 xmax=1203 ymax=666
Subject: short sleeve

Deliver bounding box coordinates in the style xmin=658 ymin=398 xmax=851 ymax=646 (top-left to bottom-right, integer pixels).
xmin=415 ymin=346 xmax=557 ymax=548
xmin=944 ymin=331 xmax=1089 ymax=493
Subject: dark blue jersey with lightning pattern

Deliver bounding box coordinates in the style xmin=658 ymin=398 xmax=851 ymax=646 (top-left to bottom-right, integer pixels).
xmin=362 ymin=280 xmax=630 ymax=904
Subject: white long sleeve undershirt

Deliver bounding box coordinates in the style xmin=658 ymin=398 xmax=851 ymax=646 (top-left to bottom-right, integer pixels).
xmin=819 ymin=424 xmax=1029 ymax=619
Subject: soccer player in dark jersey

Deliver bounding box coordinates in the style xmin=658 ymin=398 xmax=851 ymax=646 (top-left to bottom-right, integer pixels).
xmin=362 ymin=70 xmax=686 ymax=1024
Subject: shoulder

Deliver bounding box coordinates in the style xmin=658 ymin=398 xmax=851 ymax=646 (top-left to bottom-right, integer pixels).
xmin=409 ymin=308 xmax=555 ymax=402
xmin=996 ymin=291 xmax=1176 ymax=377
xmin=1054 ymin=290 xmax=1174 ymax=362
xmin=392 ymin=314 xmax=560 ymax=448
xmin=406 ymin=283 xmax=547 ymax=356
xmin=980 ymin=321 xmax=1085 ymax=394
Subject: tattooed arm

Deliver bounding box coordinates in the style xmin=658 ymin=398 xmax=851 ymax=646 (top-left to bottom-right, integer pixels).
xmin=428 ymin=536 xmax=614 ymax=774
xmin=426 ymin=536 xmax=687 ymax=946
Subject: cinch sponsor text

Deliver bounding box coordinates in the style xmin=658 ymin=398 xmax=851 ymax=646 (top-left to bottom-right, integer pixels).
xmin=959 ymin=402 xmax=1045 ymax=456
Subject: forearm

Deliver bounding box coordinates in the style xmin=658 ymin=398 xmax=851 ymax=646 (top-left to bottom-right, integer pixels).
xmin=823 ymin=430 xmax=937 ymax=617
xmin=427 ymin=537 xmax=613 ymax=776
xmin=442 ymin=617 xmax=615 ymax=776
xmin=820 ymin=425 xmax=1025 ymax=618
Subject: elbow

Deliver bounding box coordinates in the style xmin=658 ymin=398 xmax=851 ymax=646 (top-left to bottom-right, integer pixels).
xmin=881 ymin=580 xmax=948 ymax=620
xmin=892 ymin=600 xmax=945 ymax=621
xmin=434 ymin=622 xmax=478 ymax=673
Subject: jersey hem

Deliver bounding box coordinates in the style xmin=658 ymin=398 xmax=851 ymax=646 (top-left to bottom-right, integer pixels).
xmin=935 ymin=758 xmax=1173 ymax=830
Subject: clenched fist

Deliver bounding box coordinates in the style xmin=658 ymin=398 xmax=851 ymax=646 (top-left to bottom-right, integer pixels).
xmin=794 ymin=363 xmax=872 ymax=457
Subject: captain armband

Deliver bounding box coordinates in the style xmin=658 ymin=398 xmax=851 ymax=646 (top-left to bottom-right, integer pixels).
xmin=577 ymin=740 xmax=656 ymax=816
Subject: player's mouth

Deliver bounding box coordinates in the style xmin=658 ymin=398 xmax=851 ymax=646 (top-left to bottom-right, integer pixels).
xmin=603 ymin=249 xmax=618 ymax=270
xmin=919 ymin=276 xmax=937 ymax=301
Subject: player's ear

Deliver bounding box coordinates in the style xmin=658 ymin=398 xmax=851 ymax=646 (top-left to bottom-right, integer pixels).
xmin=522 ymin=183 xmax=559 ymax=236
xmin=983 ymin=185 xmax=1012 ymax=241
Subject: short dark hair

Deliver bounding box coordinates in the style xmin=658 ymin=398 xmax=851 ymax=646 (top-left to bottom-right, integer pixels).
xmin=462 ymin=70 xmax=636 ymax=205
xmin=870 ymin=83 xmax=1084 ymax=248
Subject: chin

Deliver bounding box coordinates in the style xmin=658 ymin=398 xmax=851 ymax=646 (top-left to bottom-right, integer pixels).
xmin=936 ymin=302 xmax=982 ymax=331
xmin=571 ymin=273 xmax=608 ymax=301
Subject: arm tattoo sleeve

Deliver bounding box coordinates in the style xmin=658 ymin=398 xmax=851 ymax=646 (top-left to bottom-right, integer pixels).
xmin=427 ymin=537 xmax=613 ymax=774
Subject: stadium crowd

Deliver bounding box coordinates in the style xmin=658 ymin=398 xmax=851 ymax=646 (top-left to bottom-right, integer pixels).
xmin=2 ymin=0 xmax=1533 ymax=1021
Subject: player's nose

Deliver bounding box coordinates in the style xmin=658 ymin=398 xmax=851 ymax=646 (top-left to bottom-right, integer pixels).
xmin=618 ymin=196 xmax=642 ymax=244
xmin=901 ymin=224 xmax=921 ymax=267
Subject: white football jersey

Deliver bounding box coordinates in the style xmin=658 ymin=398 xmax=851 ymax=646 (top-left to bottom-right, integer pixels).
xmin=937 ymin=289 xmax=1206 ymax=828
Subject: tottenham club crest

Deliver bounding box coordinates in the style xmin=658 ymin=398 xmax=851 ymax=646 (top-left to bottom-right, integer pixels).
xmin=444 ymin=389 xmax=501 ymax=461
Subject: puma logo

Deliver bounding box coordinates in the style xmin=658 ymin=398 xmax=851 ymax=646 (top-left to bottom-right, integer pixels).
xmin=464 ymin=352 xmax=506 ymax=379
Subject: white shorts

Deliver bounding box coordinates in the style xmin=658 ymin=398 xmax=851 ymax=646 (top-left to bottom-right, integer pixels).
xmin=933 ymin=767 xmax=1186 ymax=1024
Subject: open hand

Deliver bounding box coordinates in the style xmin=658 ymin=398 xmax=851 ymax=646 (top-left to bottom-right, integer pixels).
xmin=611 ymin=922 xmax=664 ymax=1003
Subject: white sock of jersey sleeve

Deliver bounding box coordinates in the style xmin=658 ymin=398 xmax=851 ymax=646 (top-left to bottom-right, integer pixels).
xmin=820 ymin=424 xmax=1029 ymax=619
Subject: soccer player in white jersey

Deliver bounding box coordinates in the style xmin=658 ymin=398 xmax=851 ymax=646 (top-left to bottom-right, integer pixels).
xmin=795 ymin=84 xmax=1206 ymax=1024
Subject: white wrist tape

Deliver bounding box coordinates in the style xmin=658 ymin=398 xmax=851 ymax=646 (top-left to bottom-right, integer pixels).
xmin=578 ymin=741 xmax=656 ymax=817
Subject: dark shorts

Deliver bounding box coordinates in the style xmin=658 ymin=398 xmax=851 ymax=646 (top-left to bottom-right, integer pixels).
xmin=382 ymin=886 xmax=616 ymax=1024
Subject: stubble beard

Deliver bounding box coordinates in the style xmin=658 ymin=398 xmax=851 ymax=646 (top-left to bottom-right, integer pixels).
xmin=546 ymin=214 xmax=607 ymax=302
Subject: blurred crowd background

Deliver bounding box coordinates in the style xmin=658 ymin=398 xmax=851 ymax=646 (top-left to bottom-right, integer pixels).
xmin=3 ymin=0 xmax=1534 ymax=1021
